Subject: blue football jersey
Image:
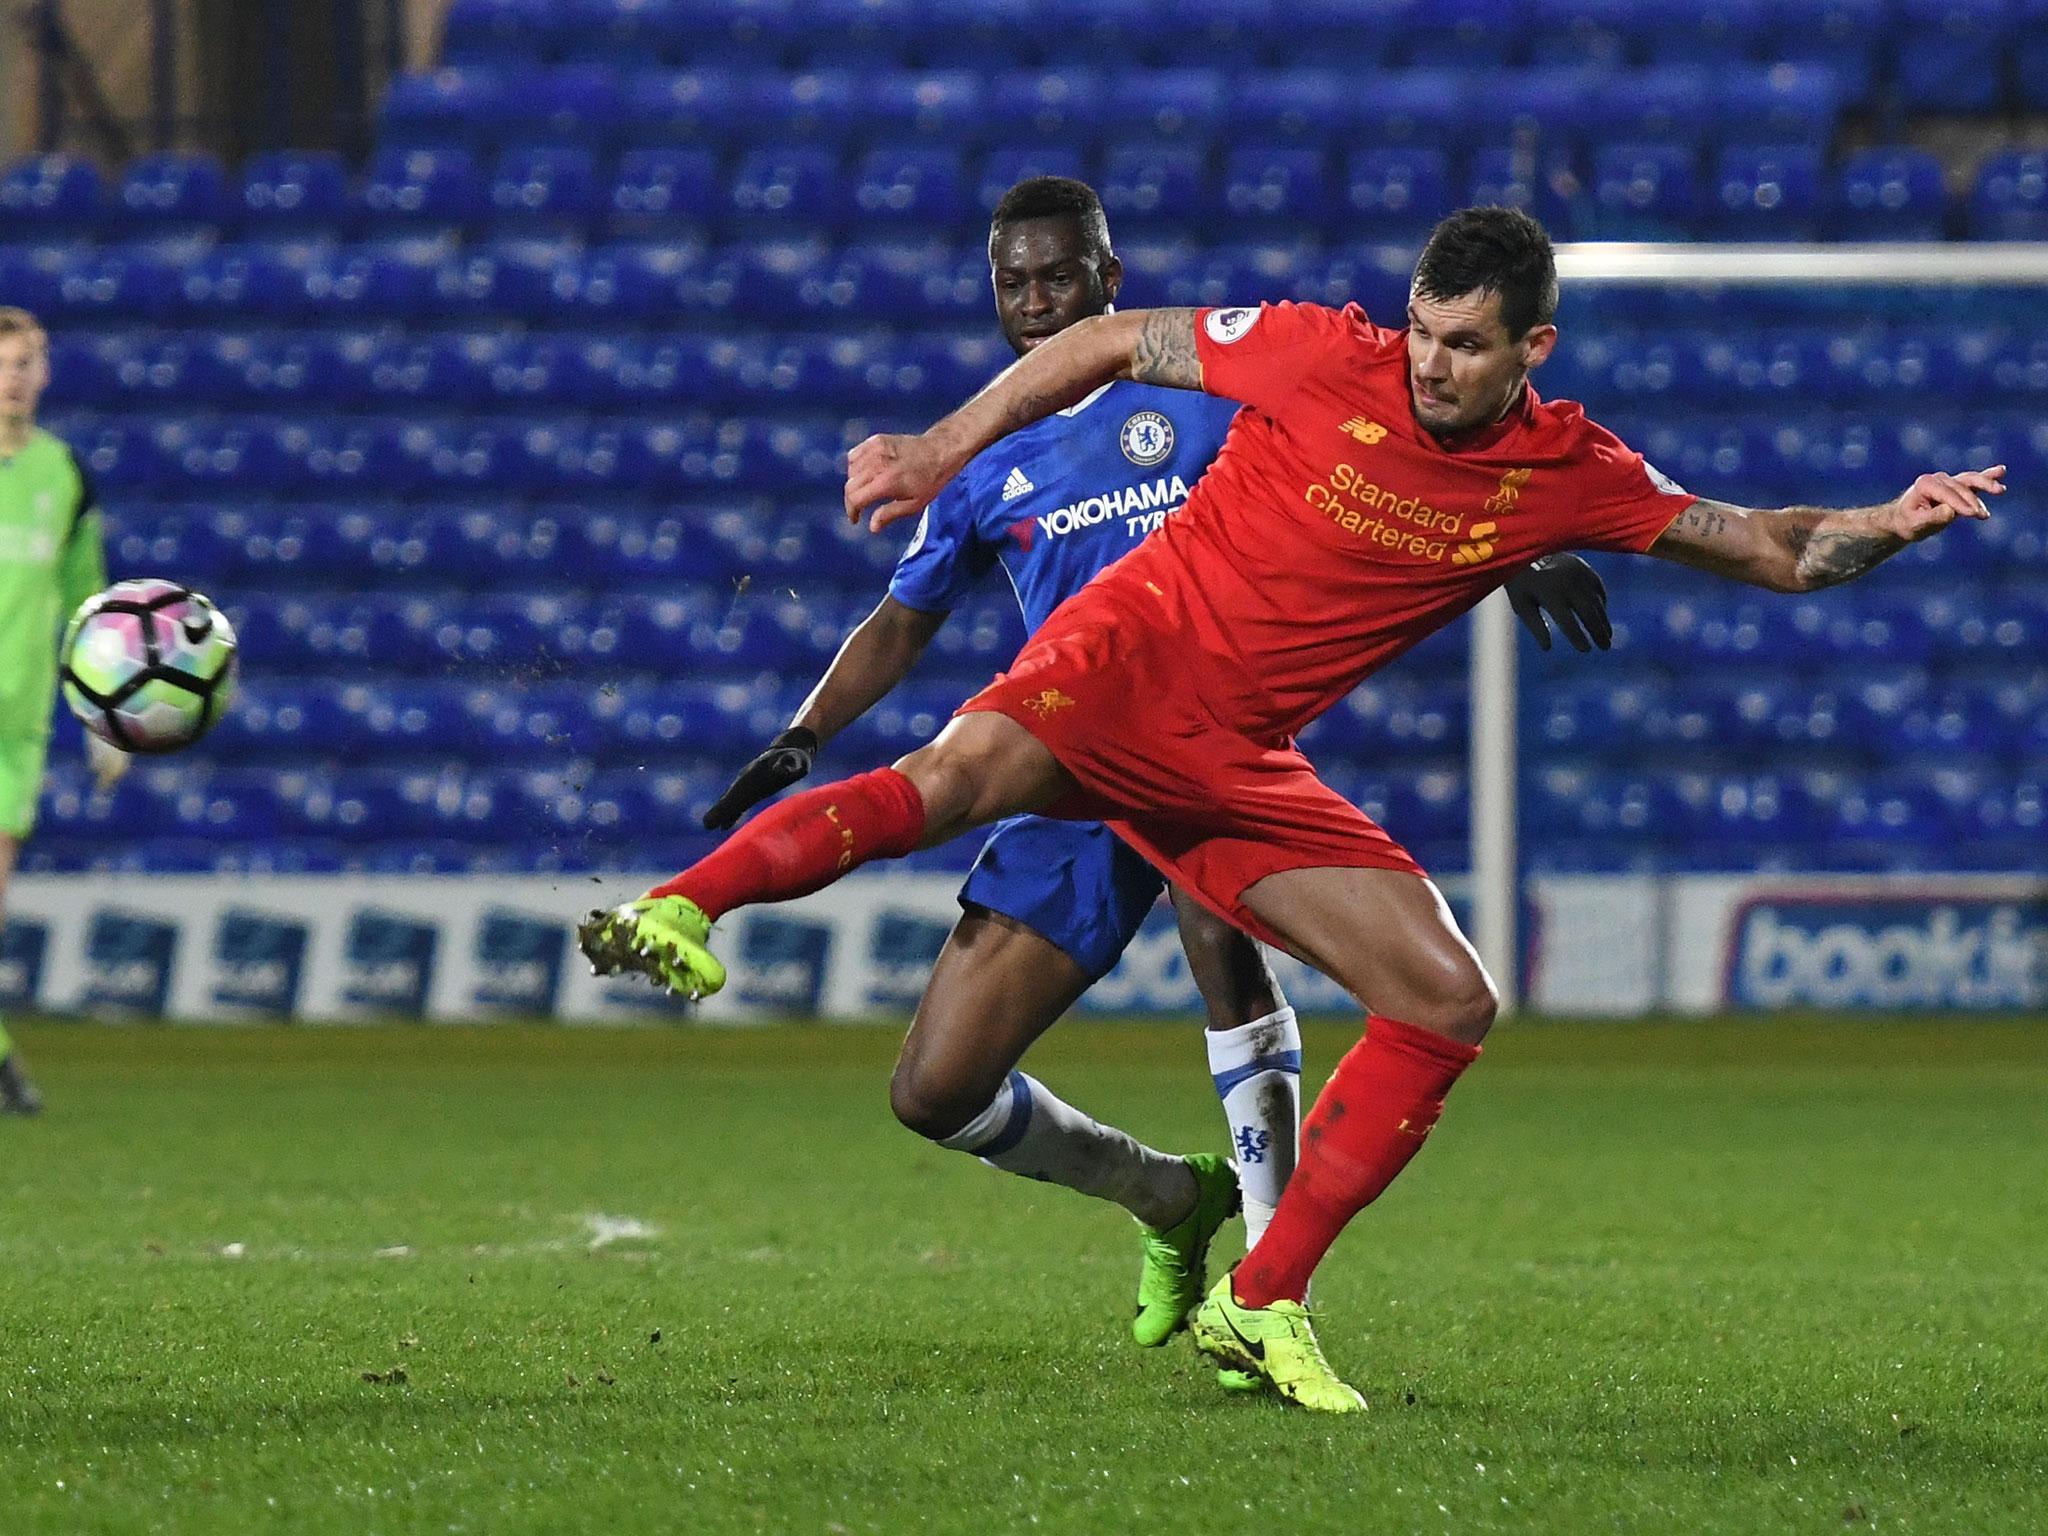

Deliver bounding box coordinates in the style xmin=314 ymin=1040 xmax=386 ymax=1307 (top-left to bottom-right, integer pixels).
xmin=888 ymin=381 xmax=1242 ymax=632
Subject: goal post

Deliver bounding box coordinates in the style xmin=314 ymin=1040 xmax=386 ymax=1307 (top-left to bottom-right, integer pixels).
xmin=1467 ymin=241 xmax=2048 ymax=1017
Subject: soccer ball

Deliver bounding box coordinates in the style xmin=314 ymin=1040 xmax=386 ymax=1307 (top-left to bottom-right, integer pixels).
xmin=61 ymin=579 xmax=239 ymax=754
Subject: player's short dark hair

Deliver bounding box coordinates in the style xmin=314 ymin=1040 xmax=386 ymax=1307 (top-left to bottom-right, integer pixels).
xmin=1414 ymin=207 xmax=1558 ymax=340
xmin=988 ymin=176 xmax=1113 ymax=264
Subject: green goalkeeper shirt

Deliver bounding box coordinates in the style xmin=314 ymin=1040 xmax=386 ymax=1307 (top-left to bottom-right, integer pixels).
xmin=0 ymin=428 xmax=106 ymax=740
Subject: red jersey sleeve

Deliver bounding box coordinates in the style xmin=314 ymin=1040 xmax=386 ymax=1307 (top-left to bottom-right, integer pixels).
xmin=1192 ymin=301 xmax=1358 ymax=417
xmin=1568 ymin=421 xmax=1699 ymax=554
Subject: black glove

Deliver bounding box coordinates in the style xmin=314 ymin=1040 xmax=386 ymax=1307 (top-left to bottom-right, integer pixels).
xmin=702 ymin=726 xmax=819 ymax=830
xmin=1504 ymin=553 xmax=1612 ymax=653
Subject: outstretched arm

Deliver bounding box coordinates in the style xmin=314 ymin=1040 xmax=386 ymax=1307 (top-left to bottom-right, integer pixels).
xmin=791 ymin=595 xmax=947 ymax=744
xmin=701 ymin=596 xmax=945 ymax=830
xmin=846 ymin=310 xmax=1201 ymax=532
xmin=1647 ymin=466 xmax=2006 ymax=592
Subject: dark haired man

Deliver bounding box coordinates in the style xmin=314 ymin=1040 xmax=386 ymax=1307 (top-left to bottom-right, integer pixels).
xmin=690 ymin=182 xmax=1609 ymax=1377
xmin=583 ymin=207 xmax=2003 ymax=1409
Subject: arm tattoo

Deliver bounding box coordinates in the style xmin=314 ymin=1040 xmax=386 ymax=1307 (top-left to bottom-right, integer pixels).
xmin=1130 ymin=309 xmax=1204 ymax=390
xmin=1791 ymin=526 xmax=1903 ymax=590
xmin=1654 ymin=497 xmax=1903 ymax=591
xmin=1673 ymin=501 xmax=1730 ymax=542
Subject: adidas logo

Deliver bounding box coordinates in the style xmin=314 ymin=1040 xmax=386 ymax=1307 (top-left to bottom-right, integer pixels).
xmin=1000 ymin=466 xmax=1035 ymax=502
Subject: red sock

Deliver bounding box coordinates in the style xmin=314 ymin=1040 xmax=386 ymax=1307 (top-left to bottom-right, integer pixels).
xmin=649 ymin=768 xmax=926 ymax=920
xmin=1234 ymin=1014 xmax=1480 ymax=1308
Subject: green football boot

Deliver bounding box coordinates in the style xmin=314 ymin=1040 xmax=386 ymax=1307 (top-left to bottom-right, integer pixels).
xmin=1131 ymin=1153 xmax=1240 ymax=1348
xmin=577 ymin=895 xmax=726 ymax=1000
xmin=1191 ymin=1275 xmax=1366 ymax=1414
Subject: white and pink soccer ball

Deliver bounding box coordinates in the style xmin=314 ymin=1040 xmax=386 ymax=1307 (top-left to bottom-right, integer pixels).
xmin=61 ymin=578 xmax=238 ymax=754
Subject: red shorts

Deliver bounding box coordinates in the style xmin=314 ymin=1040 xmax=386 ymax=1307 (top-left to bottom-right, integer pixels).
xmin=956 ymin=579 xmax=1423 ymax=950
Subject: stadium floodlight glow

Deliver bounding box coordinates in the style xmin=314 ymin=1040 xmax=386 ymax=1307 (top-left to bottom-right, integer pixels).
xmin=1471 ymin=242 xmax=2046 ymax=1017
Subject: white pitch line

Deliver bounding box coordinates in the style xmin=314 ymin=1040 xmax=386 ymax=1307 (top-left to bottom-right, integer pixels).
xmin=584 ymin=1214 xmax=659 ymax=1250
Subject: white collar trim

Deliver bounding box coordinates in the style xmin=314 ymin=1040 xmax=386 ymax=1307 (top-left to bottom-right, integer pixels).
xmin=1056 ymin=382 xmax=1116 ymax=418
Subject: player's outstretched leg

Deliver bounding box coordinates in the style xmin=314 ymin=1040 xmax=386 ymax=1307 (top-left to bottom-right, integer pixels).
xmin=0 ymin=1018 xmax=41 ymax=1117
xmin=581 ymin=715 xmax=1069 ymax=996
xmin=891 ymin=908 xmax=1237 ymax=1345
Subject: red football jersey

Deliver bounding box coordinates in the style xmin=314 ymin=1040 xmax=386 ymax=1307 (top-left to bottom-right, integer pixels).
xmin=1096 ymin=300 xmax=1697 ymax=738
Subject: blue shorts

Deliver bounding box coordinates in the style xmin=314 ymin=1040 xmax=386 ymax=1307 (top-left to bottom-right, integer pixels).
xmin=958 ymin=814 xmax=1166 ymax=981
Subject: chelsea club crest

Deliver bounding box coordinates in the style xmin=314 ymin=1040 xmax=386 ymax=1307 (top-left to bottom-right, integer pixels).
xmin=1119 ymin=411 xmax=1174 ymax=467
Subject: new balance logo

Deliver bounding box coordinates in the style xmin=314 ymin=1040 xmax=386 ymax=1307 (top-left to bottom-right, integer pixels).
xmin=1001 ymin=466 xmax=1035 ymax=502
xmin=1339 ymin=417 xmax=1388 ymax=446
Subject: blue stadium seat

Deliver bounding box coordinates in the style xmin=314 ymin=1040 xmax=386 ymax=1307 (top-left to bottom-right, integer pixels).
xmin=1971 ymin=150 xmax=2048 ymax=240
xmin=1829 ymin=148 xmax=1947 ymax=241
xmin=360 ymin=147 xmax=485 ymax=230
xmin=1712 ymin=64 xmax=1844 ymax=147
xmin=0 ymin=154 xmax=104 ymax=235
xmin=1153 ymin=0 xmax=1278 ymax=62
xmin=1355 ymin=71 xmax=1469 ymax=154
xmin=43 ymin=243 xmax=184 ymax=324
xmin=1756 ymin=0 xmax=1885 ymax=98
xmin=2022 ymin=0 xmax=2048 ymax=110
xmin=1151 ymin=241 xmax=1309 ymax=308
xmin=1225 ymin=70 xmax=1356 ymax=148
xmin=1582 ymin=68 xmax=1710 ymax=153
xmin=756 ymin=70 xmax=861 ymax=140
xmin=1465 ymin=146 xmax=1575 ymax=232
xmin=235 ymin=152 xmax=352 ymax=235
xmin=485 ymin=146 xmax=601 ymax=232
xmin=729 ymin=146 xmax=840 ymax=231
xmin=1469 ymin=66 xmax=1598 ymax=151
xmin=1709 ymin=145 xmax=1823 ymax=240
xmin=1343 ymin=149 xmax=1452 ymax=240
xmin=1098 ymin=69 xmax=1229 ymax=147
xmin=591 ymin=679 xmax=790 ymax=758
xmin=866 ymin=71 xmax=985 ymax=140
xmin=800 ymin=0 xmax=931 ymax=65
xmin=1635 ymin=0 xmax=1770 ymax=63
xmin=1526 ymin=0 xmax=1632 ymax=67
xmin=1221 ymin=146 xmax=1329 ymax=229
xmin=1896 ymin=0 xmax=2014 ymax=115
xmin=975 ymin=146 xmax=1089 ymax=218
xmin=168 ymin=263 xmax=298 ymax=337
xmin=607 ymin=147 xmax=717 ymax=235
xmin=1100 ymin=145 xmax=1213 ymax=229
xmin=300 ymin=237 xmax=450 ymax=321
xmin=116 ymin=153 xmax=229 ymax=231
xmin=429 ymin=235 xmax=577 ymax=318
xmin=379 ymin=66 xmax=522 ymax=149
xmin=441 ymin=0 xmax=562 ymax=65
xmin=850 ymin=145 xmax=972 ymax=231
xmin=545 ymin=238 xmax=704 ymax=322
xmin=813 ymin=240 xmax=986 ymax=324
xmin=511 ymin=65 xmax=626 ymax=149
xmin=1589 ymin=144 xmax=1698 ymax=239
xmin=983 ymin=74 xmax=1105 ymax=153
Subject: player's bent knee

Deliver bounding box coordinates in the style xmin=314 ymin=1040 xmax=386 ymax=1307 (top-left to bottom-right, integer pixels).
xmin=887 ymin=1059 xmax=983 ymax=1142
xmin=894 ymin=714 xmax=1064 ymax=836
xmin=1407 ymin=958 xmax=1498 ymax=1044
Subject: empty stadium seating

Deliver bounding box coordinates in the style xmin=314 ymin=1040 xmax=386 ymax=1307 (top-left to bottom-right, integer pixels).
xmin=6 ymin=0 xmax=2044 ymax=877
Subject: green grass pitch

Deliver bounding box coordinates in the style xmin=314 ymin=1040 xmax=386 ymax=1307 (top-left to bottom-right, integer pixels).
xmin=2 ymin=1016 xmax=2043 ymax=1535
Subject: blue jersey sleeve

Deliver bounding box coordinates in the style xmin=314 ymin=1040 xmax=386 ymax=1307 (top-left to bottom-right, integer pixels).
xmin=887 ymin=478 xmax=997 ymax=614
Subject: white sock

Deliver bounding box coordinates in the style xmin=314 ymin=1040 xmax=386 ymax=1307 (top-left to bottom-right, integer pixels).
xmin=939 ymin=1071 xmax=1195 ymax=1229
xmin=1205 ymin=1005 xmax=1302 ymax=1251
